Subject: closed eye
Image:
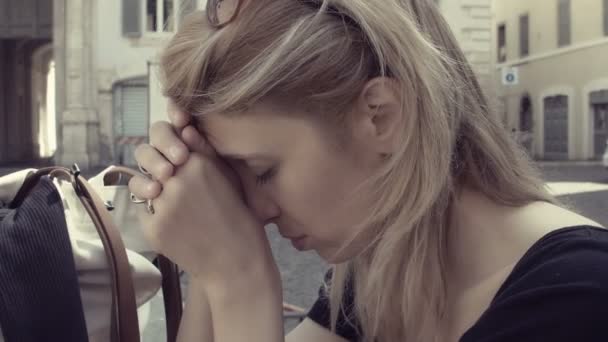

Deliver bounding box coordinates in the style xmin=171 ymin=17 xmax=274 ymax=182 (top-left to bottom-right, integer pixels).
xmin=255 ymin=167 xmax=277 ymax=186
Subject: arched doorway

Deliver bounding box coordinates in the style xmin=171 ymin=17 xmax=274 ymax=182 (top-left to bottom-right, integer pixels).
xmin=591 ymin=90 xmax=608 ymax=158
xmin=31 ymin=43 xmax=56 ymax=159
xmin=519 ymin=93 xmax=534 ymax=154
xmin=0 ymin=38 xmax=52 ymax=165
xmin=0 ymin=0 xmax=53 ymax=166
xmin=543 ymin=95 xmax=569 ymax=160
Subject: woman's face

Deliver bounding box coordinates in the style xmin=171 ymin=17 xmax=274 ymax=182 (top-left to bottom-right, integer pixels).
xmin=203 ymin=103 xmax=381 ymax=263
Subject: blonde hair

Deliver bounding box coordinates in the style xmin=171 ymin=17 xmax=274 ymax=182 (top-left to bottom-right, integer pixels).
xmin=159 ymin=1 xmax=555 ymax=340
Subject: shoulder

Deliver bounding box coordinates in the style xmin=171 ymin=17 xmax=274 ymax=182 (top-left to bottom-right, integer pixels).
xmin=500 ymin=226 xmax=608 ymax=295
xmin=462 ymin=226 xmax=608 ymax=342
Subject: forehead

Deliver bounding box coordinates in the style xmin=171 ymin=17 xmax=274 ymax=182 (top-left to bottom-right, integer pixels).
xmin=200 ymin=103 xmax=319 ymax=154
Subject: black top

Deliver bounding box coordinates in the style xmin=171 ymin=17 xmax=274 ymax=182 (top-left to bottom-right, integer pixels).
xmin=307 ymin=225 xmax=608 ymax=341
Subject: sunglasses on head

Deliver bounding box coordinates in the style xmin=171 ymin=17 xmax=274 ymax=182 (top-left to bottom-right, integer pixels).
xmin=205 ymin=0 xmax=348 ymax=28
xmin=206 ymin=0 xmax=243 ymax=28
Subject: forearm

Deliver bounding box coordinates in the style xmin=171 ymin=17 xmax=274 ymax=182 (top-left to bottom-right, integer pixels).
xmin=177 ymin=280 xmax=214 ymax=342
xmin=205 ymin=265 xmax=285 ymax=342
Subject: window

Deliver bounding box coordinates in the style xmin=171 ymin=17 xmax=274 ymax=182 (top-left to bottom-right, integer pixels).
xmin=497 ymin=24 xmax=506 ymax=62
xmin=146 ymin=0 xmax=175 ymax=33
xmin=123 ymin=0 xmax=142 ymax=37
xmin=557 ymin=0 xmax=570 ymax=47
xmin=123 ymin=0 xmax=197 ymax=37
xmin=519 ymin=14 xmax=529 ymax=57
xmin=604 ymin=0 xmax=608 ymax=36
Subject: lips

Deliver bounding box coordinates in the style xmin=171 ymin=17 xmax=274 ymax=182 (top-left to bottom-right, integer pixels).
xmin=289 ymin=236 xmax=308 ymax=251
xmin=283 ymin=234 xmax=305 ymax=240
xmin=277 ymin=229 xmax=308 ymax=249
xmin=277 ymin=229 xmax=305 ymax=240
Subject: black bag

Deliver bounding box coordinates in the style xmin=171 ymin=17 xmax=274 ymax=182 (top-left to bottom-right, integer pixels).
xmin=0 ymin=165 xmax=183 ymax=342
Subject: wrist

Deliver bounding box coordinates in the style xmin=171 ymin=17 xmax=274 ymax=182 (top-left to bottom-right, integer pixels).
xmin=200 ymin=265 xmax=285 ymax=342
xmin=193 ymin=261 xmax=281 ymax=301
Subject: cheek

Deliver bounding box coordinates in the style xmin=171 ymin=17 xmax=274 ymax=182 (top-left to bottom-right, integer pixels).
xmin=274 ymin=157 xmax=366 ymax=243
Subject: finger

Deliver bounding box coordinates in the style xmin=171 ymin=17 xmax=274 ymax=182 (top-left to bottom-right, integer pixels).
xmin=128 ymin=175 xmax=162 ymax=199
xmin=181 ymin=125 xmax=216 ymax=158
xmin=149 ymin=121 xmax=189 ymax=166
xmin=168 ymin=101 xmax=191 ymax=129
xmin=134 ymin=143 xmax=175 ymax=182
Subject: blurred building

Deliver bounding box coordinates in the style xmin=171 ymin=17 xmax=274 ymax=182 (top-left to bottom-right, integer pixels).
xmin=493 ymin=0 xmax=608 ymax=160
xmin=436 ymin=0 xmax=494 ymax=87
xmin=0 ymin=1 xmax=53 ymax=165
xmin=0 ymin=0 xmax=200 ymax=168
xmin=0 ymin=0 xmax=493 ymax=169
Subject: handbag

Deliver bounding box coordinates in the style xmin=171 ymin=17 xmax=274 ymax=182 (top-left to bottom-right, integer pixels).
xmin=0 ymin=164 xmax=183 ymax=342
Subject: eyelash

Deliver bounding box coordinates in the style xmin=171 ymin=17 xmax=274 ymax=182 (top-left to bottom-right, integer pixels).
xmin=255 ymin=167 xmax=276 ymax=186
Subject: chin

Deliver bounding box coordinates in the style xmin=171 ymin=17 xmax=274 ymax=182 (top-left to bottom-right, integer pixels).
xmin=316 ymin=247 xmax=354 ymax=264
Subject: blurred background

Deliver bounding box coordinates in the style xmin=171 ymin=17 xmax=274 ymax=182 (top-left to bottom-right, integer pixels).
xmin=1 ymin=0 xmax=607 ymax=170
xmin=1 ymin=0 xmax=607 ymax=338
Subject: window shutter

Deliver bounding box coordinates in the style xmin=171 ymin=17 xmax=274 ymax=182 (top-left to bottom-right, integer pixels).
xmin=123 ymin=0 xmax=142 ymax=38
xmin=604 ymin=0 xmax=608 ymax=36
xmin=37 ymin=0 xmax=53 ymax=38
xmin=0 ymin=1 xmax=7 ymax=37
xmin=179 ymin=0 xmax=197 ymax=26
xmin=120 ymin=86 xmax=149 ymax=137
xmin=591 ymin=90 xmax=608 ymax=105
xmin=558 ymin=0 xmax=570 ymax=47
xmin=520 ymin=14 xmax=529 ymax=57
xmin=497 ymin=24 xmax=506 ymax=63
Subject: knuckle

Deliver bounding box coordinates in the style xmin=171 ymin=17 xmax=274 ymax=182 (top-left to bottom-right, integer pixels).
xmin=150 ymin=122 xmax=173 ymax=146
xmin=157 ymin=162 xmax=174 ymax=180
xmin=128 ymin=177 xmax=146 ymax=197
xmin=146 ymin=181 xmax=162 ymax=198
xmin=150 ymin=120 xmax=169 ymax=137
xmin=127 ymin=177 xmax=138 ymax=192
xmin=133 ymin=144 xmax=149 ymax=162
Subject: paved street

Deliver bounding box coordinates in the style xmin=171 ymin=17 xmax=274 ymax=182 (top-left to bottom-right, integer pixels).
xmin=2 ymin=162 xmax=608 ymax=339
xmin=541 ymin=163 xmax=608 ymax=226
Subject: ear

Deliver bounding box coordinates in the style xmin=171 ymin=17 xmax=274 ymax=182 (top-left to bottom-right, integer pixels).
xmin=352 ymin=77 xmax=403 ymax=155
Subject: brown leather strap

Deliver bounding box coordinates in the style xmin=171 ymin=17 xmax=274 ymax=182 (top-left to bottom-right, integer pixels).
xmin=158 ymin=255 xmax=183 ymax=342
xmin=105 ymin=166 xmax=184 ymax=342
xmin=103 ymin=166 xmax=142 ymax=186
xmin=70 ymin=170 xmax=141 ymax=342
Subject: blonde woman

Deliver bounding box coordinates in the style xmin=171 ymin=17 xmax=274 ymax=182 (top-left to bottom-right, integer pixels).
xmin=129 ymin=0 xmax=608 ymax=341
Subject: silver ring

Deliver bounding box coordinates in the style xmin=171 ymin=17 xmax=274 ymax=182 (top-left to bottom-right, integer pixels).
xmin=130 ymin=192 xmax=147 ymax=204
xmin=146 ymin=199 xmax=155 ymax=214
xmin=138 ymin=163 xmax=152 ymax=177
